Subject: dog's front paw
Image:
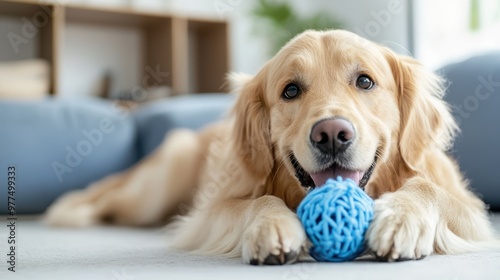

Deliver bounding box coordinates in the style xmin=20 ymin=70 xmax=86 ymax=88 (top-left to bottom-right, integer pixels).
xmin=242 ymin=213 xmax=308 ymax=265
xmin=366 ymin=193 xmax=437 ymax=261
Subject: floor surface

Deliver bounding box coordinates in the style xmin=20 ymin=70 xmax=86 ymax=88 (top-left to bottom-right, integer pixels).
xmin=1 ymin=214 xmax=499 ymax=280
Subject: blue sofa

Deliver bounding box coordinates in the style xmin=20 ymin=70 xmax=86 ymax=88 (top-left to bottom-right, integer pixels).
xmin=1 ymin=53 xmax=499 ymax=214
xmin=0 ymin=94 xmax=234 ymax=214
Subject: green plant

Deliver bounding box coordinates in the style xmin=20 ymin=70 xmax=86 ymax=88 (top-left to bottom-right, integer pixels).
xmin=251 ymin=0 xmax=342 ymax=55
xmin=470 ymin=0 xmax=480 ymax=31
xmin=470 ymin=0 xmax=500 ymax=32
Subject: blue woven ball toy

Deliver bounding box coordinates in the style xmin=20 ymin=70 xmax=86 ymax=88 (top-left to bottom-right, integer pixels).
xmin=297 ymin=177 xmax=374 ymax=262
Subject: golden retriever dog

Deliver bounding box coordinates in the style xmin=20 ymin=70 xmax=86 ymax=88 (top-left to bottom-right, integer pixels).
xmin=46 ymin=30 xmax=498 ymax=265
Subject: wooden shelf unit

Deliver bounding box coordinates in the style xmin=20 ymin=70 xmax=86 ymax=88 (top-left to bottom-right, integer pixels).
xmin=0 ymin=0 xmax=229 ymax=95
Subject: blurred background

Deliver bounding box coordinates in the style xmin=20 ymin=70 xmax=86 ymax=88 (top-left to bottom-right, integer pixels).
xmin=1 ymin=0 xmax=499 ymax=100
xmin=1 ymin=0 xmax=500 ymax=214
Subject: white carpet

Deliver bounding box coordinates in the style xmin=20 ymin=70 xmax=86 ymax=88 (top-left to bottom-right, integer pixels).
xmin=1 ymin=214 xmax=500 ymax=280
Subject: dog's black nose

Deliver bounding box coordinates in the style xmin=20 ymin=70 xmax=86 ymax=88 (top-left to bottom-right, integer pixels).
xmin=310 ymin=118 xmax=355 ymax=154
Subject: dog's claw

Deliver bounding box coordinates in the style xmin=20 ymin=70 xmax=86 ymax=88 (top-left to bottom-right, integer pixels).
xmin=284 ymin=251 xmax=298 ymax=263
xmin=264 ymin=254 xmax=283 ymax=265
xmin=255 ymin=250 xmax=300 ymax=265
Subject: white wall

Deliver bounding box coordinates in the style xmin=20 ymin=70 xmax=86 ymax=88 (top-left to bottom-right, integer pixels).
xmin=414 ymin=0 xmax=500 ymax=69
xmin=171 ymin=0 xmax=412 ymax=74
xmin=60 ymin=23 xmax=143 ymax=97
xmin=212 ymin=0 xmax=411 ymax=74
xmin=314 ymin=0 xmax=412 ymax=55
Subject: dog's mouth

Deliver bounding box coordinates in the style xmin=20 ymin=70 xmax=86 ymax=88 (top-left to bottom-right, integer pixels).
xmin=290 ymin=154 xmax=376 ymax=189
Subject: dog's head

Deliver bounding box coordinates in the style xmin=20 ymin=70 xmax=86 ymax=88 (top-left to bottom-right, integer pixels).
xmin=231 ymin=30 xmax=457 ymax=191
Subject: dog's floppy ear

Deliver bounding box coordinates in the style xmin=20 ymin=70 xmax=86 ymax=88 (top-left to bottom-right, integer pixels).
xmin=229 ymin=71 xmax=274 ymax=179
xmin=385 ymin=50 xmax=458 ymax=171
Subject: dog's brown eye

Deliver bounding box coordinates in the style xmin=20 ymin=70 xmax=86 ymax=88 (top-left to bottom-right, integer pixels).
xmin=282 ymin=83 xmax=300 ymax=100
xmin=356 ymin=75 xmax=374 ymax=90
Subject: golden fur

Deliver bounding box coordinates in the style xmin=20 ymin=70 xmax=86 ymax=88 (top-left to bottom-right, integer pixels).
xmin=46 ymin=30 xmax=498 ymax=264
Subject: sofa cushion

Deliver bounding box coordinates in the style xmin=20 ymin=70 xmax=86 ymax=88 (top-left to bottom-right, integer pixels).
xmin=133 ymin=94 xmax=235 ymax=158
xmin=440 ymin=52 xmax=500 ymax=209
xmin=0 ymin=97 xmax=138 ymax=214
